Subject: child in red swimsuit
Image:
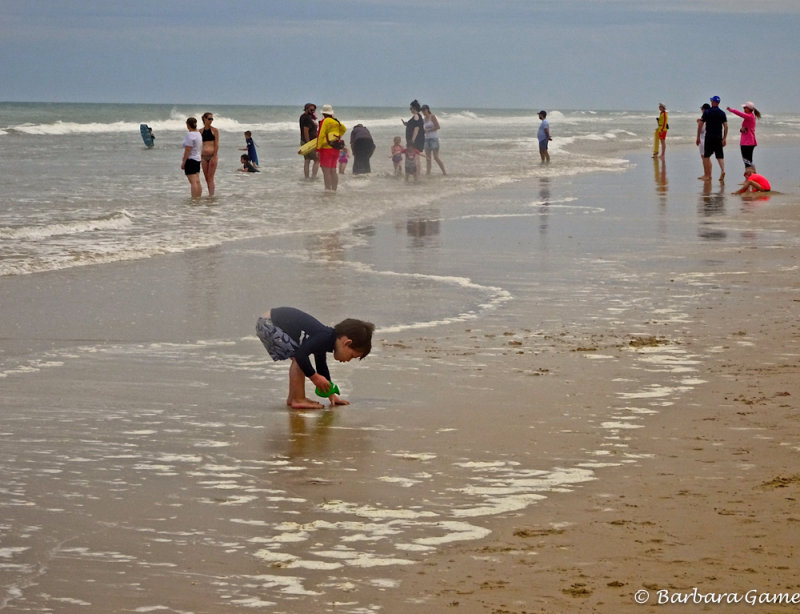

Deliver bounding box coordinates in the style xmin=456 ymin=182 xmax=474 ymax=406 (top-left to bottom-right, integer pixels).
xmin=733 ymin=167 xmax=771 ymax=194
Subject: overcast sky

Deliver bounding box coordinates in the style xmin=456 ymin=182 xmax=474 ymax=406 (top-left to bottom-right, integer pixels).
xmin=2 ymin=0 xmax=799 ymax=112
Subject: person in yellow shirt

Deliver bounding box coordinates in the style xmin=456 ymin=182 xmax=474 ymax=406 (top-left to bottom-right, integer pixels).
xmin=317 ymin=104 xmax=347 ymax=192
xmin=653 ymin=103 xmax=668 ymax=159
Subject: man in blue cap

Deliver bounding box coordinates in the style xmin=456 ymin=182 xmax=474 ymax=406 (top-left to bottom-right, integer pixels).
xmin=696 ymin=95 xmax=728 ymax=182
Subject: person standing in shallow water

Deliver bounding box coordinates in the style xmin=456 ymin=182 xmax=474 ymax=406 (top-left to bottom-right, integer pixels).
xmin=653 ymin=103 xmax=668 ymax=159
xmin=421 ymin=105 xmax=446 ymax=175
xmin=726 ymin=101 xmax=761 ymax=169
xmin=200 ymin=112 xmax=219 ymax=196
xmin=696 ymin=103 xmax=710 ymax=159
xmin=538 ymin=110 xmax=552 ymax=164
xmin=299 ymin=103 xmax=319 ymax=179
xmin=349 ymin=124 xmax=376 ymax=175
xmin=316 ymin=104 xmax=346 ymax=192
xmin=697 ymin=95 xmax=728 ymax=182
xmin=402 ymin=100 xmax=425 ymax=180
xmin=181 ymin=117 xmax=203 ymax=198
xmin=240 ymin=131 xmax=259 ymax=167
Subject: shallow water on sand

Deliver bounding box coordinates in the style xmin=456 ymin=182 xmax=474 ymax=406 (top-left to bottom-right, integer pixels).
xmin=1 ymin=145 xmax=799 ymax=612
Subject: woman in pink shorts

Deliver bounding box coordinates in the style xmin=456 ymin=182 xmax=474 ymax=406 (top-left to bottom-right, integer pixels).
xmin=317 ymin=104 xmax=347 ymax=192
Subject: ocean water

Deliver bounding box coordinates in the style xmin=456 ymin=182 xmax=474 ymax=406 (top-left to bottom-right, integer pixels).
xmin=2 ymin=103 xmax=800 ymax=612
xmin=3 ymin=102 xmax=797 ymax=278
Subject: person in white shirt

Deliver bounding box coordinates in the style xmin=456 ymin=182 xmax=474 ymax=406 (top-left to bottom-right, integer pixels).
xmin=181 ymin=117 xmax=203 ymax=198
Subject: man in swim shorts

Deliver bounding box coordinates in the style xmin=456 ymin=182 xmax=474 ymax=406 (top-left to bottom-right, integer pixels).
xmin=697 ymin=96 xmax=728 ymax=182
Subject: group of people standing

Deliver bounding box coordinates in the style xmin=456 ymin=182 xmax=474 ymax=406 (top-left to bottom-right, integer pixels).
xmin=301 ymin=99 xmax=447 ymax=189
xmin=299 ymin=102 xmax=378 ymax=191
xmin=179 ymin=100 xmax=453 ymax=197
xmin=654 ymin=96 xmax=770 ymax=194
xmin=399 ymin=100 xmax=447 ymax=180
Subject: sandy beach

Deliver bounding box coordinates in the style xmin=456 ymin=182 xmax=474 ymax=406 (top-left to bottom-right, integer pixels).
xmin=391 ymin=210 xmax=800 ymax=613
xmin=1 ymin=144 xmax=799 ymax=613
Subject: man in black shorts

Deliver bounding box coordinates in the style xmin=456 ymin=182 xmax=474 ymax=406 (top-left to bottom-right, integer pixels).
xmin=696 ymin=95 xmax=728 ymax=182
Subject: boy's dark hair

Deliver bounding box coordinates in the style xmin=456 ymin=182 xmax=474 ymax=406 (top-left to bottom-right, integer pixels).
xmin=334 ymin=319 xmax=375 ymax=358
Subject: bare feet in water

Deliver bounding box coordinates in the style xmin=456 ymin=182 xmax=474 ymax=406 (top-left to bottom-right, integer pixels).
xmin=288 ymin=397 xmax=324 ymax=410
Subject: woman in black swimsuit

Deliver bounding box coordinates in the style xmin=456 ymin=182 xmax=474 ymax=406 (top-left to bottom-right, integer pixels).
xmin=200 ymin=112 xmax=219 ymax=196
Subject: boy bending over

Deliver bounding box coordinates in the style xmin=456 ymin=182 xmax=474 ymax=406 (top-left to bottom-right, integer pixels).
xmin=256 ymin=307 xmax=374 ymax=409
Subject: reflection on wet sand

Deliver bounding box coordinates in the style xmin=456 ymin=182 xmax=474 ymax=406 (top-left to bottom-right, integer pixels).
xmin=653 ymin=157 xmax=667 ymax=205
xmin=287 ymin=409 xmax=337 ymax=458
xmin=404 ymin=208 xmax=441 ymax=249
xmin=698 ymin=180 xmax=727 ymax=240
xmin=538 ymin=176 xmax=551 ymax=235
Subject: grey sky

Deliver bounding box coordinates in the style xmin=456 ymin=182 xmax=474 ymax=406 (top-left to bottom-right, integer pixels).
xmin=2 ymin=0 xmax=799 ymax=111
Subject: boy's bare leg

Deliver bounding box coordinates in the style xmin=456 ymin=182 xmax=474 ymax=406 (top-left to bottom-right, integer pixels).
xmin=287 ymin=358 xmax=323 ymax=409
xmin=699 ymin=157 xmax=712 ymax=180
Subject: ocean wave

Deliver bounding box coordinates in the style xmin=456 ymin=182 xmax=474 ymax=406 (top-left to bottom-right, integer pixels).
xmin=6 ymin=111 xmax=295 ymax=137
xmin=1 ymin=108 xmax=651 ymax=137
xmin=0 ymin=211 xmax=133 ymax=240
xmin=11 ymin=120 xmax=138 ymax=136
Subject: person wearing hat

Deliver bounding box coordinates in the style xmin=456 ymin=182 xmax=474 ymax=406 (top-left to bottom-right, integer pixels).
xmin=696 ymin=95 xmax=728 ymax=182
xmin=726 ymin=101 xmax=761 ymax=169
xmin=653 ymin=103 xmax=668 ymax=159
xmin=317 ymin=104 xmax=347 ymax=192
xmin=538 ymin=110 xmax=552 ymax=163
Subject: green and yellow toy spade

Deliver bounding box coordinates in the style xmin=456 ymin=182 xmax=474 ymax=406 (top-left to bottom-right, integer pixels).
xmin=314 ymin=382 xmax=340 ymax=398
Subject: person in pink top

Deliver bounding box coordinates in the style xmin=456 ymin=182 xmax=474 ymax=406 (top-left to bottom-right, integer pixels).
xmin=733 ymin=167 xmax=771 ymax=194
xmin=726 ymin=101 xmax=761 ymax=169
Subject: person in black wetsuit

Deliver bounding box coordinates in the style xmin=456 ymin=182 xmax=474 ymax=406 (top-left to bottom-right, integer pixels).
xmin=255 ymin=307 xmax=375 ymax=409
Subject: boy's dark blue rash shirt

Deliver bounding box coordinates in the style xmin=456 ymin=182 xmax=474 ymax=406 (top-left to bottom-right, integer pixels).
xmin=270 ymin=307 xmax=336 ymax=380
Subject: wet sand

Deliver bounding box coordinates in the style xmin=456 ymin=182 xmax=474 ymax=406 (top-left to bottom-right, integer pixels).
xmin=1 ymin=147 xmax=799 ymax=613
xmin=393 ymin=225 xmax=800 ymax=613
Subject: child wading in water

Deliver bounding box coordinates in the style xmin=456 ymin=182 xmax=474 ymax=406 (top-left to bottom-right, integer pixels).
xmin=239 ymin=130 xmax=259 ymax=167
xmin=391 ymin=136 xmax=404 ymax=177
xmin=239 ymin=154 xmax=259 ymax=173
xmin=256 ymin=307 xmax=374 ymax=409
xmin=404 ymin=141 xmax=422 ymax=182
xmin=338 ymin=145 xmax=349 ymax=174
